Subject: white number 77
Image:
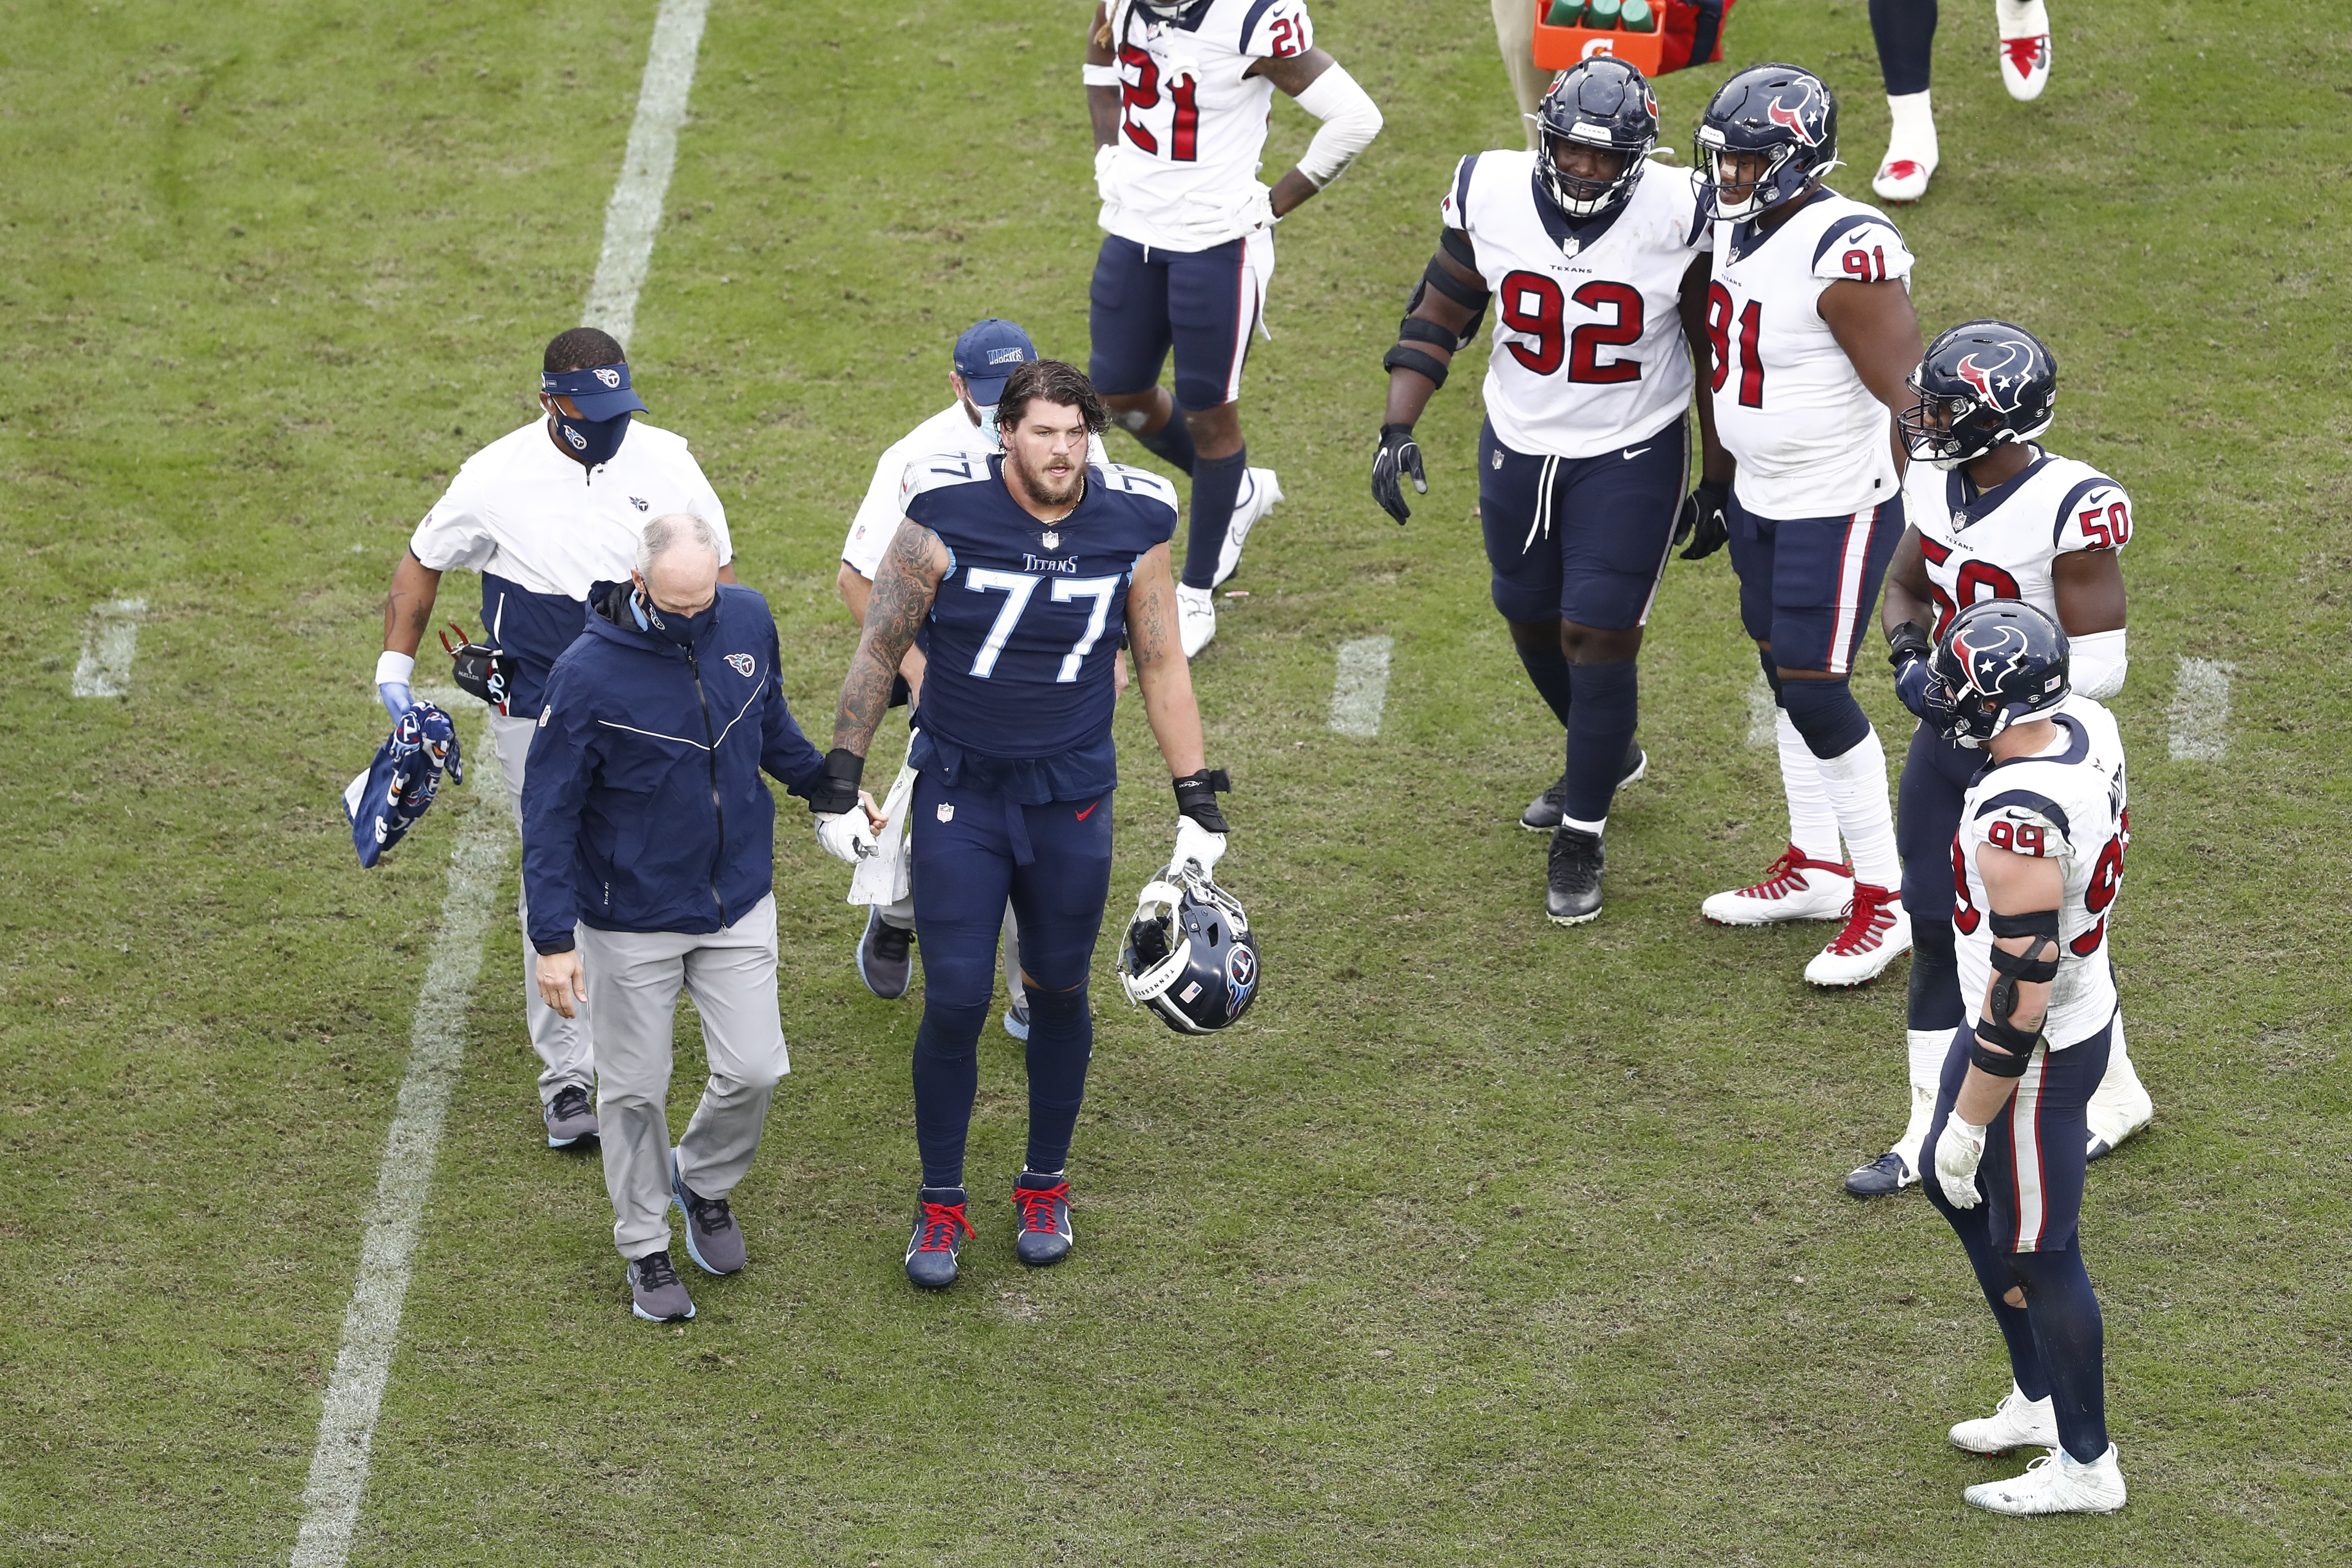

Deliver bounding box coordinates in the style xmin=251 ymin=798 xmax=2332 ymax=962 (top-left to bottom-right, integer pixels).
xmin=964 ymin=569 xmax=1124 ymax=682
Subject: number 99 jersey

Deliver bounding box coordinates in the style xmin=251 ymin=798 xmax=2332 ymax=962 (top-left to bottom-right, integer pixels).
xmin=1953 ymin=694 xmax=2127 ymax=1049
xmin=1904 ymin=447 xmax=2134 ymax=642
xmin=1440 ymin=151 xmax=1706 ymax=459
xmin=900 ymin=453 xmax=1178 ymax=764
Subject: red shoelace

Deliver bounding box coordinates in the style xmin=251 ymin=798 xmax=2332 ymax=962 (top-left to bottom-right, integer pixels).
xmin=1738 ymin=844 xmax=1851 ymax=900
xmin=1824 ymin=883 xmax=1902 ymax=955
xmin=913 ymin=1201 xmax=974 ymax=1252
xmin=1014 ymin=1182 xmax=1070 ymax=1234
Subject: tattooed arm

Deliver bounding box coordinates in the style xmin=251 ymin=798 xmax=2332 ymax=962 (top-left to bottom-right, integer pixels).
xmin=833 ymin=519 xmax=950 ymax=757
xmin=1126 ymin=542 xmax=1207 ymax=776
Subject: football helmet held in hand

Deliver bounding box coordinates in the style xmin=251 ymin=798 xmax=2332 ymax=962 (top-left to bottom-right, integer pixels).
xmin=1116 ymin=862 xmax=1260 ymax=1035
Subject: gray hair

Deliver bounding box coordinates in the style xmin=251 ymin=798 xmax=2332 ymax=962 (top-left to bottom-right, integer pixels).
xmin=636 ymin=512 xmax=721 ymax=577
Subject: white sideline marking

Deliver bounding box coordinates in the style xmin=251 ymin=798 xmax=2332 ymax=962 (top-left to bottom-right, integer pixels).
xmin=581 ymin=0 xmax=711 ymax=348
xmin=71 ymin=597 xmax=147 ymax=698
xmin=1746 ymin=670 xmax=1775 ymax=748
xmin=2168 ymin=657 xmax=2235 ymax=762
xmin=1328 ymin=636 xmax=1393 ymax=737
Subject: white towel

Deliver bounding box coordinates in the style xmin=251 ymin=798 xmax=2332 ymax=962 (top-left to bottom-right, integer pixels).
xmin=848 ymin=761 xmax=917 ymax=907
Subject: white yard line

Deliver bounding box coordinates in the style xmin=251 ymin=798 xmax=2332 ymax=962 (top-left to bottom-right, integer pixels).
xmin=2168 ymin=657 xmax=2235 ymax=762
xmin=70 ymin=597 xmax=147 ymax=698
xmin=581 ymin=0 xmax=711 ymax=348
xmin=1745 ymin=670 xmax=1775 ymax=748
xmin=1328 ymin=636 xmax=1394 ymax=738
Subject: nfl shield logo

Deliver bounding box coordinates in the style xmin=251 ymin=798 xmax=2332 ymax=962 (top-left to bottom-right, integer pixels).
xmin=936 ymin=803 xmax=955 ymax=823
xmin=1041 ymin=530 xmax=1059 ymax=550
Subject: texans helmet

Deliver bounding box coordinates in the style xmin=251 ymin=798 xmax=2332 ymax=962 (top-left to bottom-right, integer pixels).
xmin=1899 ymin=319 xmax=2058 ymax=471
xmin=1533 ymin=59 xmax=1660 ymax=219
xmin=1694 ymin=64 xmax=1839 ymax=224
xmin=1928 ymin=600 xmax=2071 ymax=748
xmin=1116 ymin=863 xmax=1260 ymax=1035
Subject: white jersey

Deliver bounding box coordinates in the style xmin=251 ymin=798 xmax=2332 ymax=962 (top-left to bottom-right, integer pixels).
xmin=842 ymin=404 xmax=1112 ymax=579
xmin=1099 ymin=0 xmax=1313 ymax=252
xmin=1905 ymin=446 xmax=2134 ymax=642
xmin=1439 ymin=152 xmax=1704 ymax=459
xmin=409 ymin=418 xmax=732 ymax=598
xmin=1954 ymin=694 xmax=2127 ymax=1050
xmin=1703 ymin=189 xmax=1915 ymax=519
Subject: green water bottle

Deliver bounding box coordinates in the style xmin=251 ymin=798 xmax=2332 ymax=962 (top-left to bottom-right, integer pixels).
xmin=1620 ymin=0 xmax=1657 ymax=31
xmin=1583 ymin=0 xmax=1621 ymax=30
xmin=1545 ymin=0 xmax=1580 ymax=24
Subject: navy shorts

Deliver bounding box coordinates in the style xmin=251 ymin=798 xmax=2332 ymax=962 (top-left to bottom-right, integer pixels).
xmin=1897 ymin=719 xmax=1984 ymax=919
xmin=909 ymin=772 xmax=1115 ymax=1008
xmin=1087 ymin=231 xmax=1271 ymax=411
xmin=1725 ymin=491 xmax=1906 ymax=674
xmin=1476 ymin=417 xmax=1686 ymax=629
xmin=1924 ymin=1015 xmax=2112 ymax=1254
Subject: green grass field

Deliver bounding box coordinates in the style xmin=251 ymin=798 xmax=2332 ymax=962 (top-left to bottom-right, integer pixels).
xmin=4 ymin=0 xmax=2350 ymax=1562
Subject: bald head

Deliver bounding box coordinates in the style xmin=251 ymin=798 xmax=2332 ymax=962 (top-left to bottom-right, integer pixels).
xmin=635 ymin=512 xmax=720 ymax=615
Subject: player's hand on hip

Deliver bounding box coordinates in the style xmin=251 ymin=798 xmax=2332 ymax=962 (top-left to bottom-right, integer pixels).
xmin=1371 ymin=424 xmax=1425 ymax=525
xmin=1173 ymin=815 xmax=1227 ymax=876
xmin=536 ymin=950 xmax=585 ymax=1020
xmin=1932 ymin=1114 xmax=1989 ymax=1208
xmin=1674 ymin=481 xmax=1730 ymax=561
xmin=1180 ymin=184 xmax=1274 ymax=243
xmin=815 ymin=807 xmax=879 ymax=864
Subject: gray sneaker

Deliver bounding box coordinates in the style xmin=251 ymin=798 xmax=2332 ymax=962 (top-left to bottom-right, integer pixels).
xmin=671 ymin=1152 xmax=746 ymax=1275
xmin=857 ymin=909 xmax=915 ymax=1001
xmin=1002 ymin=1003 xmax=1031 ymax=1042
xmin=626 ymin=1249 xmax=695 ymax=1322
xmin=544 ymin=1084 xmax=598 ymax=1148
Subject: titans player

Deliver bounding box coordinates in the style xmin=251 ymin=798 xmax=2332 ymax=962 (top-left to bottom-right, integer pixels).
xmin=814 ymin=360 xmax=1233 ymax=1290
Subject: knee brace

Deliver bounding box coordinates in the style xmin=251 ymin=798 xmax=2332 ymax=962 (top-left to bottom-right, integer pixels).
xmin=1776 ymin=676 xmax=1871 ymax=759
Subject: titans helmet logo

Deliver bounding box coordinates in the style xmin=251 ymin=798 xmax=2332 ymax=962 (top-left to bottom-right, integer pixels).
xmin=1955 ymin=342 xmax=2034 ymax=411
xmin=1764 ymin=82 xmax=1825 ymax=146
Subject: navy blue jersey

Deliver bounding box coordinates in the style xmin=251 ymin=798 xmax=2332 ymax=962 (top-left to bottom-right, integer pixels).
xmin=902 ymin=453 xmax=1178 ymax=772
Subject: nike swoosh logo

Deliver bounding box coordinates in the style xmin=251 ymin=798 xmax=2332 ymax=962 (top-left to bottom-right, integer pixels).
xmin=1075 ymin=801 xmax=1098 ymax=821
xmin=1623 ymin=447 xmax=1652 ymax=459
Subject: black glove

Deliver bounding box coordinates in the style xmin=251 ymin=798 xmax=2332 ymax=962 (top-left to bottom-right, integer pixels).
xmin=1888 ymin=620 xmax=1938 ymax=720
xmin=806 ymin=747 xmax=865 ymax=815
xmin=1370 ymin=424 xmax=1426 ymax=525
xmin=1673 ymin=480 xmax=1730 ymax=560
xmin=1172 ymin=768 xmax=1231 ymax=834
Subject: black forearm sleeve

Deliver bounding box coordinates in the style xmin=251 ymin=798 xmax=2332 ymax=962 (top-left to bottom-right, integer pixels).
xmin=807 ymin=747 xmax=864 ymax=815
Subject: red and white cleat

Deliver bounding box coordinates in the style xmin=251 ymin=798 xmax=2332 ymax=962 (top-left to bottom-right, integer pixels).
xmin=1804 ymin=882 xmax=1912 ymax=987
xmin=1702 ymin=845 xmax=1854 ymax=927
xmin=1997 ymin=0 xmax=2053 ymax=101
xmin=1871 ymin=154 xmax=1935 ymax=205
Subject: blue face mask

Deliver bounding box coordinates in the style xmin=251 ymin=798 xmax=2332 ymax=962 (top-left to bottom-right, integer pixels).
xmin=633 ymin=585 xmax=715 ymax=648
xmin=973 ymin=401 xmax=1002 ymax=451
xmin=553 ymin=408 xmax=632 ymax=470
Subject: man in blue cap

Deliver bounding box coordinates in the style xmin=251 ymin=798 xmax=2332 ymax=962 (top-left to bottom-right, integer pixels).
xmin=833 ymin=320 xmax=1110 ymax=1040
xmin=374 ymin=326 xmax=738 ymax=1151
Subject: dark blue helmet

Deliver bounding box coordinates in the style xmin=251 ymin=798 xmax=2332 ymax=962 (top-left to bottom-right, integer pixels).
xmin=1900 ymin=319 xmax=2058 ymax=471
xmin=1694 ymin=64 xmax=1839 ymax=223
xmin=1533 ymin=59 xmax=1660 ymax=219
xmin=1928 ymin=600 xmax=2071 ymax=748
xmin=1116 ymin=863 xmax=1259 ymax=1034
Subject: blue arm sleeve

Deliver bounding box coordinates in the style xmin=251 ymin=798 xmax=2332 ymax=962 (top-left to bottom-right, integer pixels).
xmin=520 ymin=681 xmax=597 ymax=954
xmin=758 ymin=621 xmax=827 ymax=797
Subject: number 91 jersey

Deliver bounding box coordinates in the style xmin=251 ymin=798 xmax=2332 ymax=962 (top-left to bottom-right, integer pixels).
xmin=1953 ymin=695 xmax=2127 ymax=1049
xmin=900 ymin=453 xmax=1178 ymax=762
xmin=1904 ymin=446 xmax=2134 ymax=642
xmin=1441 ymin=151 xmax=1705 ymax=459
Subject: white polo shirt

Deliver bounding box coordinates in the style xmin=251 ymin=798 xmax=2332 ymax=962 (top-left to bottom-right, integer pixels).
xmin=840 ymin=404 xmax=1111 ymax=580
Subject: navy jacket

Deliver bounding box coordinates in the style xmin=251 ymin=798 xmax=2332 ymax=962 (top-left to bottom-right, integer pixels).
xmin=521 ymin=583 xmax=825 ymax=950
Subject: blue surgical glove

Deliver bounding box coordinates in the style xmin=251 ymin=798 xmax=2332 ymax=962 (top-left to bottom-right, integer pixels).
xmin=375 ymin=650 xmax=419 ymax=722
xmin=378 ymin=681 xmax=416 ymax=721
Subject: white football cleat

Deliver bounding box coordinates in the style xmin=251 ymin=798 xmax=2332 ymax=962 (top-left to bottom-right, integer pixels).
xmin=1211 ymin=467 xmax=1282 ymax=587
xmin=2084 ymin=1045 xmax=2153 ymax=1160
xmin=1702 ymin=845 xmax=1853 ymax=926
xmin=1949 ymin=1384 xmax=2058 ymax=1455
xmin=1871 ymin=154 xmax=1935 ymax=205
xmin=1872 ymin=89 xmax=1939 ymax=205
xmin=1997 ymin=0 xmax=2054 ymax=101
xmin=1804 ymin=883 xmax=1911 ymax=987
xmin=1176 ymin=583 xmax=1217 ymax=658
xmin=1965 ymin=1444 xmax=2127 ymax=1516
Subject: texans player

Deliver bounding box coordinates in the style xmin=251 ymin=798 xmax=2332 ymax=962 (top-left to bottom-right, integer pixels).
xmin=1920 ymin=601 xmax=2129 ymax=1516
xmin=1868 ymin=0 xmax=2056 ymax=204
xmin=815 ymin=360 xmax=1234 ymax=1289
xmin=1371 ymin=59 xmax=1707 ymax=925
xmin=1083 ymin=0 xmax=1384 ymax=656
xmin=1684 ymin=65 xmax=1925 ymax=989
xmin=1845 ymin=319 xmax=2150 ymax=1196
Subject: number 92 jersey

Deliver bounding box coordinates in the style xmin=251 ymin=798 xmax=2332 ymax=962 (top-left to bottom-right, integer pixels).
xmin=900 ymin=453 xmax=1178 ymax=763
xmin=1953 ymin=695 xmax=2127 ymax=1049
xmin=1441 ymin=151 xmax=1706 ymax=459
xmin=1904 ymin=446 xmax=2134 ymax=642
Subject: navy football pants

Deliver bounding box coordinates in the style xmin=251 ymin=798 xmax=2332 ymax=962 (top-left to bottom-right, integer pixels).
xmin=1725 ymin=492 xmax=1906 ymax=675
xmin=1897 ymin=718 xmax=1985 ymax=1032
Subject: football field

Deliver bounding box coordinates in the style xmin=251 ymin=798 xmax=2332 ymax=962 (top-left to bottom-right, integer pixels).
xmin=5 ymin=0 xmax=2351 ymax=1561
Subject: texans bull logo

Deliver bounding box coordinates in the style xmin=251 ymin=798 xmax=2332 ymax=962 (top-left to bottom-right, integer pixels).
xmin=1764 ymin=81 xmax=1826 ymax=146
xmin=1951 ymin=621 xmax=2031 ymax=697
xmin=1955 ymin=341 xmax=2036 ymax=412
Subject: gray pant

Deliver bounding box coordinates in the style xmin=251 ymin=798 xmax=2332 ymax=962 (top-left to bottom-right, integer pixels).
xmin=489 ymin=709 xmax=594 ymax=1102
xmin=579 ymin=894 xmax=790 ymax=1258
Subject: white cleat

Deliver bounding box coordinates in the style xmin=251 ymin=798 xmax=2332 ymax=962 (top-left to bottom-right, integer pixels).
xmin=2084 ymin=1047 xmax=2153 ymax=1160
xmin=1176 ymin=583 xmax=1217 ymax=658
xmin=1871 ymin=152 xmax=1936 ymax=205
xmin=1874 ymin=89 xmax=1939 ymax=205
xmin=1804 ymin=883 xmax=1911 ymax=987
xmin=1965 ymin=1444 xmax=2127 ymax=1516
xmin=1211 ymin=467 xmax=1282 ymax=587
xmin=1949 ymin=1384 xmax=2059 ymax=1455
xmin=1702 ymin=844 xmax=1854 ymax=926
xmin=1997 ymin=1 xmax=2054 ymax=101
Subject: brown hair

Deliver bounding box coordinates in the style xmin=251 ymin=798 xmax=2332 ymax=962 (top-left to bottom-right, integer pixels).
xmin=995 ymin=359 xmax=1110 ymax=436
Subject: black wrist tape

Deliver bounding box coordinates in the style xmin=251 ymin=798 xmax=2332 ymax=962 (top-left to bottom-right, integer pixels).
xmin=808 ymin=747 xmax=865 ymax=815
xmin=1173 ymin=768 xmax=1231 ymax=833
xmin=1887 ymin=621 xmax=1931 ymax=667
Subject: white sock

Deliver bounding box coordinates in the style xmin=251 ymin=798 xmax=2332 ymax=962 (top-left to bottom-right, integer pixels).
xmin=1775 ymin=710 xmax=1844 ymax=865
xmin=1813 ymin=725 xmax=1902 ymax=889
xmin=1561 ymin=813 xmax=1605 ymax=836
xmin=1995 ymin=0 xmax=2049 ymax=38
xmin=1885 ymin=91 xmax=1939 ymax=168
xmin=1907 ymin=1026 xmax=1950 ymax=1095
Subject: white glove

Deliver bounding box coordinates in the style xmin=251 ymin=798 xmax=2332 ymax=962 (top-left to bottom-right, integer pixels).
xmin=815 ymin=810 xmax=878 ymax=865
xmin=1180 ymin=184 xmax=1275 ymax=244
xmin=1094 ymin=142 xmax=1121 ymax=207
xmin=1173 ymin=815 xmax=1227 ymax=876
xmin=1162 ymin=50 xmax=1203 ymax=91
xmin=1934 ymin=1114 xmax=1990 ymax=1209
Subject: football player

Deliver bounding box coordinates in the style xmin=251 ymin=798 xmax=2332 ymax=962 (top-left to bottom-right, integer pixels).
xmin=1684 ymin=65 xmax=1924 ymax=988
xmin=815 ymin=360 xmax=1234 ymax=1290
xmin=1867 ymin=0 xmax=2054 ymax=204
xmin=1371 ymin=59 xmax=1708 ymax=925
xmin=1846 ymin=319 xmax=2150 ymax=1196
xmin=1919 ymin=600 xmax=2128 ymax=1516
xmin=1083 ymin=0 xmax=1384 ymax=655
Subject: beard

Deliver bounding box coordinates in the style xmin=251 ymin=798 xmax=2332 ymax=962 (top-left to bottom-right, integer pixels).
xmin=1008 ymin=443 xmax=1084 ymax=510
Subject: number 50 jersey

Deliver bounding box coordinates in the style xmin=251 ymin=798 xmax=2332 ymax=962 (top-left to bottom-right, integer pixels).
xmin=900 ymin=453 xmax=1178 ymax=764
xmin=1441 ymin=151 xmax=1706 ymax=459
xmin=1904 ymin=445 xmax=2134 ymax=642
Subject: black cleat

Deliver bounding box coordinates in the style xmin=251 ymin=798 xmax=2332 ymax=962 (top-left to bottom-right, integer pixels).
xmin=1544 ymin=827 xmax=1605 ymax=925
xmin=1518 ymin=742 xmax=1648 ymax=832
xmin=1843 ymin=1151 xmax=1916 ymax=1197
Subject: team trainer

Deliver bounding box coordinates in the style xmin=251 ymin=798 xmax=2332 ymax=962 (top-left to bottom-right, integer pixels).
xmin=375 ymin=327 xmax=736 ymax=1150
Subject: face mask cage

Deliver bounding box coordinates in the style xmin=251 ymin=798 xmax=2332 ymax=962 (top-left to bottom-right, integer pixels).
xmin=1539 ymin=132 xmax=1647 ymax=217
xmin=1898 ymin=378 xmax=1998 ymax=469
xmin=1700 ymin=141 xmax=1799 ymax=222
